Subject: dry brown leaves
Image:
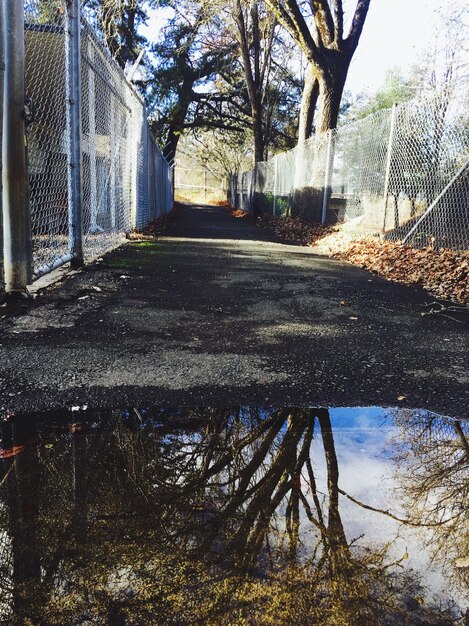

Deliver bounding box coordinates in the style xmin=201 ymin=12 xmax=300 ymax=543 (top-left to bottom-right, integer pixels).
xmin=231 ymin=208 xmax=250 ymax=218
xmin=258 ymin=215 xmax=334 ymax=246
xmin=315 ymin=232 xmax=469 ymax=306
xmin=132 ymin=215 xmax=171 ymax=238
xmin=256 ymin=214 xmax=469 ymax=306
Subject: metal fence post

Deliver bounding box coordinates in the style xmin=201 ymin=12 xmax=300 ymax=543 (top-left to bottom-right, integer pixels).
xmin=321 ymin=130 xmax=334 ymax=225
xmin=87 ymin=39 xmax=98 ymax=233
xmin=382 ymin=102 xmax=397 ymax=233
xmin=65 ymin=0 xmax=84 ymax=268
xmin=2 ymin=0 xmax=32 ymax=293
xmin=124 ymin=91 xmax=135 ymax=232
xmin=0 ymin=0 xmax=4 ymax=255
xmin=109 ymin=96 xmax=116 ymax=229
xmin=251 ymin=165 xmax=257 ymax=215
xmin=273 ymin=155 xmax=278 ymax=216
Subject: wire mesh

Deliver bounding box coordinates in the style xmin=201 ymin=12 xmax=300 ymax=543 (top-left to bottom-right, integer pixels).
xmin=81 ymin=21 xmax=133 ymax=259
xmin=389 ymin=94 xmax=469 ymax=249
xmin=24 ymin=1 xmax=69 ymax=275
xmin=231 ymin=91 xmax=469 ymax=251
xmin=79 ymin=11 xmax=173 ymax=258
xmin=330 ymin=108 xmax=391 ymax=230
xmin=1 ymin=1 xmax=173 ymax=284
xmin=174 ymin=167 xmax=228 ymax=204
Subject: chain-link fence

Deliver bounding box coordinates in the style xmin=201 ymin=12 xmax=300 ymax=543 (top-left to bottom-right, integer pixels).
xmin=1 ymin=0 xmax=173 ymax=289
xmin=231 ymin=91 xmax=469 ymax=251
xmin=174 ymin=166 xmax=227 ymax=204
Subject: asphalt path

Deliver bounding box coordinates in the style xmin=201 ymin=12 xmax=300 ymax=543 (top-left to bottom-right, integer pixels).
xmin=1 ymin=203 xmax=467 ymax=417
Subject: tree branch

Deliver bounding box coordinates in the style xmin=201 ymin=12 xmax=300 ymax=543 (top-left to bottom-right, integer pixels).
xmin=183 ymin=120 xmax=246 ymax=132
xmin=264 ymin=0 xmax=318 ymax=62
xmin=311 ymin=0 xmax=335 ymax=47
xmin=284 ymin=0 xmax=319 ymax=56
xmin=332 ymin=0 xmax=343 ymax=44
xmin=346 ymin=0 xmax=371 ymax=52
xmin=338 ymin=488 xmax=457 ymax=528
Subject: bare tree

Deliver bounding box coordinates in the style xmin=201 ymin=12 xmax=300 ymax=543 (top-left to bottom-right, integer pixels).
xmin=391 ymin=412 xmax=469 ymax=595
xmin=264 ymin=0 xmax=371 ymax=138
xmin=231 ymin=0 xmax=278 ymax=162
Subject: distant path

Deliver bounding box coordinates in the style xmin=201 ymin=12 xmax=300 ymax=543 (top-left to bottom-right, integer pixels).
xmin=164 ymin=203 xmax=274 ymax=241
xmin=1 ymin=202 xmax=467 ymax=417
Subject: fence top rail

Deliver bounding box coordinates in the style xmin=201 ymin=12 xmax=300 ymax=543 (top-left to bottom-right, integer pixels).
xmin=80 ymin=17 xmax=143 ymax=105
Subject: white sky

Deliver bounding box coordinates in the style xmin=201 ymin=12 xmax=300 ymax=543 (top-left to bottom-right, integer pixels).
xmin=346 ymin=0 xmax=442 ymax=94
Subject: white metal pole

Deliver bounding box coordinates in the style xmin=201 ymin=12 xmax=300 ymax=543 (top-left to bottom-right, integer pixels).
xmin=0 ymin=0 xmax=4 ymax=259
xmin=87 ymin=39 xmax=98 ymax=232
xmin=382 ymin=102 xmax=398 ymax=233
xmin=127 ymin=49 xmax=144 ymax=83
xmin=65 ymin=0 xmax=84 ymax=267
xmin=273 ymin=155 xmax=278 ymax=217
xmin=109 ymin=96 xmax=116 ymax=229
xmin=321 ymin=130 xmax=334 ymax=225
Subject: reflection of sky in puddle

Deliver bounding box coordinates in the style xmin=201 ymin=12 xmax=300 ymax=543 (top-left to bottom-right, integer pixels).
xmin=0 ymin=405 xmax=467 ymax=624
xmin=315 ymin=407 xmax=465 ymax=609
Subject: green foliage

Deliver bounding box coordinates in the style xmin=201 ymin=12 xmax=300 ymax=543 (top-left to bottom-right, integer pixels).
xmin=26 ymin=0 xmax=64 ymax=24
xmin=145 ymin=1 xmax=242 ymax=159
xmin=177 ymin=129 xmax=252 ymax=179
xmin=82 ymin=0 xmax=150 ymax=69
xmin=353 ymin=68 xmax=415 ymax=119
xmin=264 ymin=192 xmax=290 ymax=217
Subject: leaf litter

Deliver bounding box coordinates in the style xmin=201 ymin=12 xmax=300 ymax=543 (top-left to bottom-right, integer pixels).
xmin=252 ymin=214 xmax=469 ymax=306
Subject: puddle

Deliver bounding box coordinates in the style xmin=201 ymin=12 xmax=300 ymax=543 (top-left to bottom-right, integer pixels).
xmin=0 ymin=406 xmax=467 ymax=625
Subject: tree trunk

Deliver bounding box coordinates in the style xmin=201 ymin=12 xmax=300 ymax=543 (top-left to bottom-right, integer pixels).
xmin=252 ymin=103 xmax=264 ymax=163
xmin=316 ymin=407 xmax=355 ymax=621
xmin=163 ymin=79 xmax=193 ymax=163
xmin=315 ymin=64 xmax=348 ymax=134
xmin=233 ymin=0 xmax=265 ymax=164
xmin=163 ymin=122 xmax=183 ymax=164
xmin=298 ymin=64 xmax=319 ymax=143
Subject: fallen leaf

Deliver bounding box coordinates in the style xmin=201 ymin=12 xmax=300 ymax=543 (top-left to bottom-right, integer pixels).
xmin=397 ymin=395 xmax=406 ymax=401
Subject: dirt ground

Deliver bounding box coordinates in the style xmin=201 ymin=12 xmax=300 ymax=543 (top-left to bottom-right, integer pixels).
xmin=1 ymin=203 xmax=468 ymax=418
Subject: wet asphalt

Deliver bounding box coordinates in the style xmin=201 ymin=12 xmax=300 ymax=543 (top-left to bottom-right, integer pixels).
xmin=0 ymin=203 xmax=468 ymax=417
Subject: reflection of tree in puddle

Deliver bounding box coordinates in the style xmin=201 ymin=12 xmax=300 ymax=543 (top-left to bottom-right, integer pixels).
xmin=390 ymin=411 xmax=468 ymax=594
xmin=0 ymin=407 xmax=466 ymax=625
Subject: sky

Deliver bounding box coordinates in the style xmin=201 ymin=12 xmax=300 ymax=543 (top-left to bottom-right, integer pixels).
xmin=345 ymin=0 xmax=443 ymax=94
xmin=311 ymin=406 xmax=466 ymax=611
